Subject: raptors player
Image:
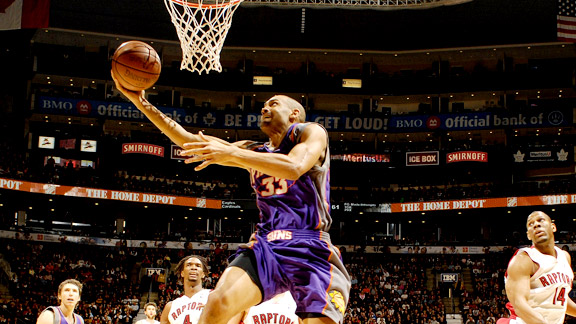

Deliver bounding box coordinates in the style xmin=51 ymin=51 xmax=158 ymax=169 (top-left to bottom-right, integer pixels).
xmin=160 ymin=255 xmax=211 ymax=324
xmin=113 ymin=73 xmax=351 ymax=324
xmin=502 ymin=211 xmax=576 ymax=324
xmin=238 ymin=292 xmax=300 ymax=324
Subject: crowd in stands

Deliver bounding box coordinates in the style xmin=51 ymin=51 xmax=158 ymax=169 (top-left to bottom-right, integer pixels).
xmin=2 ymin=235 xmax=541 ymax=324
xmin=0 ymin=239 xmax=237 ymax=324
xmin=344 ymin=253 xmax=447 ymax=324
xmin=0 ymin=239 xmax=141 ymax=324
xmin=461 ymin=255 xmax=509 ymax=324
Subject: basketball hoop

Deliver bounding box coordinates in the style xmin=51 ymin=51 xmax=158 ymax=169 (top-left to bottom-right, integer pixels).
xmin=164 ymin=0 xmax=244 ymax=74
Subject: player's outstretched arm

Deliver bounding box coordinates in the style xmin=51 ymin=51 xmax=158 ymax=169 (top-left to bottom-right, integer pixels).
xmin=506 ymin=252 xmax=548 ymax=324
xmin=111 ymin=70 xmax=199 ymax=147
xmin=111 ymin=70 xmax=238 ymax=150
xmin=181 ymin=123 xmax=327 ymax=179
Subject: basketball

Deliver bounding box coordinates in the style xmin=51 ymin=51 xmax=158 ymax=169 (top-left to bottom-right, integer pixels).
xmin=111 ymin=40 xmax=161 ymax=91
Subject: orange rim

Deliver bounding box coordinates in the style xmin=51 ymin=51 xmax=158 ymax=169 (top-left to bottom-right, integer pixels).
xmin=168 ymin=0 xmax=243 ymax=8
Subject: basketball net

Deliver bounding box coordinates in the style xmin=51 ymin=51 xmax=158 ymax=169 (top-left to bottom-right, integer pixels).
xmin=164 ymin=0 xmax=244 ymax=74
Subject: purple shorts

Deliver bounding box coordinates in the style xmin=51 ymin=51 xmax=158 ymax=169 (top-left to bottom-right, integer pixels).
xmin=232 ymin=229 xmax=350 ymax=324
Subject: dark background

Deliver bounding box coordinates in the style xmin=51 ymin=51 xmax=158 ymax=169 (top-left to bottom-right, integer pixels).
xmin=48 ymin=0 xmax=556 ymax=51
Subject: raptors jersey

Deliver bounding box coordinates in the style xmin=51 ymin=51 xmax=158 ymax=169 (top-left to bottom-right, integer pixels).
xmin=167 ymin=289 xmax=210 ymax=324
xmin=242 ymin=292 xmax=300 ymax=324
xmin=506 ymin=246 xmax=574 ymax=324
xmin=249 ymin=123 xmax=331 ymax=232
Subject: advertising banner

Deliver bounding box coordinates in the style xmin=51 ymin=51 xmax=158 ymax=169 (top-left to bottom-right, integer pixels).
xmin=38 ymin=96 xmax=572 ymax=133
xmin=342 ymin=79 xmax=362 ymax=88
xmin=171 ymin=145 xmax=186 ymax=160
xmin=406 ymin=151 xmax=439 ymax=166
xmin=81 ymin=140 xmax=97 ymax=153
xmin=512 ymin=148 xmax=571 ymax=163
xmin=4 ymin=177 xmax=576 ymax=213
xmin=441 ymin=273 xmax=460 ymax=282
xmin=0 ymin=177 xmax=221 ymax=209
xmin=37 ymin=96 xmax=263 ymax=129
xmin=391 ymin=194 xmax=576 ymax=213
xmin=38 ymin=136 xmax=55 ymax=149
xmin=253 ymin=76 xmax=273 ymax=85
xmin=332 ymin=153 xmax=390 ymax=163
xmin=390 ymin=110 xmax=571 ymax=132
xmin=446 ymin=151 xmax=488 ymax=163
xmin=122 ymin=143 xmax=165 ymax=157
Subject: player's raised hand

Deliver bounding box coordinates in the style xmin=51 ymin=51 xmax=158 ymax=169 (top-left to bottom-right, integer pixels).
xmin=111 ymin=69 xmax=146 ymax=105
xmin=180 ymin=132 xmax=238 ymax=171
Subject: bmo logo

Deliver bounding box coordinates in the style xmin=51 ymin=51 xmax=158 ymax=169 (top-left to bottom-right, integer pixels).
xmin=426 ymin=116 xmax=441 ymax=130
xmin=406 ymin=151 xmax=439 ymax=166
xmin=76 ymin=101 xmax=92 ymax=115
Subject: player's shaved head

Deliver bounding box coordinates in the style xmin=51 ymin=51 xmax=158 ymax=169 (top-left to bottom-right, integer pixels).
xmin=270 ymin=95 xmax=306 ymax=123
xmin=526 ymin=211 xmax=552 ymax=228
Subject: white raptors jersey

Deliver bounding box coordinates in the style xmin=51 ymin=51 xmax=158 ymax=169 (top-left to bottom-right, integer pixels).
xmin=168 ymin=289 xmax=210 ymax=324
xmin=242 ymin=292 xmax=300 ymax=324
xmin=507 ymin=247 xmax=574 ymax=324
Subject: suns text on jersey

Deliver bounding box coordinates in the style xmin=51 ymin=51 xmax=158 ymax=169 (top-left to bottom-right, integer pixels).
xmin=251 ymin=313 xmax=296 ymax=324
xmin=538 ymin=271 xmax=573 ymax=287
xmin=266 ymin=230 xmax=293 ymax=241
xmin=170 ymin=302 xmax=204 ymax=322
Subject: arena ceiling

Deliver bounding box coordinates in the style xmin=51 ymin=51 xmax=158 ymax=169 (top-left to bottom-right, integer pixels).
xmin=48 ymin=0 xmax=556 ymax=51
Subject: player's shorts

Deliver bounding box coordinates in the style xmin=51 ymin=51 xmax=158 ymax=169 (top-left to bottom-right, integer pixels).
xmin=497 ymin=318 xmax=512 ymax=324
xmin=229 ymin=229 xmax=351 ymax=324
xmin=496 ymin=303 xmax=523 ymax=324
xmin=497 ymin=302 xmax=519 ymax=324
xmin=497 ymin=318 xmax=526 ymax=324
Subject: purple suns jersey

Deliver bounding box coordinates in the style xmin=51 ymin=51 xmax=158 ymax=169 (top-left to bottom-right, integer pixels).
xmin=237 ymin=123 xmax=351 ymax=324
xmin=249 ymin=122 xmax=331 ymax=233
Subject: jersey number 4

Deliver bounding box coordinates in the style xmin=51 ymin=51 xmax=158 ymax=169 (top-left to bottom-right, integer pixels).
xmin=553 ymin=287 xmax=566 ymax=306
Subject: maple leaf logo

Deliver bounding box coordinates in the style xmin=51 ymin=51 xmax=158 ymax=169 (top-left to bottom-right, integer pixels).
xmin=557 ymin=149 xmax=568 ymax=162
xmin=513 ymin=150 xmax=525 ymax=163
xmin=203 ymin=113 xmax=216 ymax=127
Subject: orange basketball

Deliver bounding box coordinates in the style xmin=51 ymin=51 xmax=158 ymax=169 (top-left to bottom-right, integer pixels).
xmin=111 ymin=41 xmax=161 ymax=91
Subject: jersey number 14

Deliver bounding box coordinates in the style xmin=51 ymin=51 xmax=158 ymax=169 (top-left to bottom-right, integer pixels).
xmin=553 ymin=287 xmax=566 ymax=306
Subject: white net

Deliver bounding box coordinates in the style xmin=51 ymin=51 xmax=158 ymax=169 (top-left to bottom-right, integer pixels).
xmin=164 ymin=0 xmax=244 ymax=74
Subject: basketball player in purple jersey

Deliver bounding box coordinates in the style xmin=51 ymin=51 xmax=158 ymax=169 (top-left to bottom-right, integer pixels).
xmin=111 ymin=74 xmax=350 ymax=324
xmin=37 ymin=279 xmax=84 ymax=324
